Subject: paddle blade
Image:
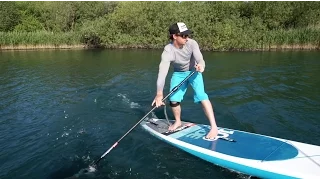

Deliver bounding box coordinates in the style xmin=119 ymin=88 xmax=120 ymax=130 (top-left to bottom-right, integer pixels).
xmin=66 ymin=165 xmax=97 ymax=179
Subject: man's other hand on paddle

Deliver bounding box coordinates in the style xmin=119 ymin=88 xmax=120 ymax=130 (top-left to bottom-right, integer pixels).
xmin=152 ymin=94 xmax=165 ymax=108
xmin=195 ymin=64 xmax=204 ymax=73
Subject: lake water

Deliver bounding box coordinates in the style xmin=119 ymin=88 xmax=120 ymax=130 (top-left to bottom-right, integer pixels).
xmin=0 ymin=49 xmax=319 ymax=178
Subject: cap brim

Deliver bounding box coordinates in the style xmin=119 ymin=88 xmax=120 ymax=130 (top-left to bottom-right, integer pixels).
xmin=180 ymin=29 xmax=192 ymax=35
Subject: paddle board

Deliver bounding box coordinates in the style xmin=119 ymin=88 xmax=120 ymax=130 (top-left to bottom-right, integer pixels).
xmin=140 ymin=118 xmax=320 ymax=179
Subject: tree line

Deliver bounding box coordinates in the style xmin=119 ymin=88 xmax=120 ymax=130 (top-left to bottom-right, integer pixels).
xmin=1 ymin=1 xmax=320 ymax=51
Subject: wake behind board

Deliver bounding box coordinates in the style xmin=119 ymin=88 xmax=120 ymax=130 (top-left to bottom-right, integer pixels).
xmin=141 ymin=118 xmax=320 ymax=179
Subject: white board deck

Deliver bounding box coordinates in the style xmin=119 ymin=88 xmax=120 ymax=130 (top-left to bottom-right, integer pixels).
xmin=141 ymin=118 xmax=320 ymax=179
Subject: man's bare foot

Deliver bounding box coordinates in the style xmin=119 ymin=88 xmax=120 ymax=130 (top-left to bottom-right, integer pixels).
xmin=168 ymin=121 xmax=182 ymax=131
xmin=205 ymin=127 xmax=218 ymax=139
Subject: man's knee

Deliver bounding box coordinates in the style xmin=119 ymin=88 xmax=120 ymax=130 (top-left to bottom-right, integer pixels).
xmin=169 ymin=101 xmax=180 ymax=107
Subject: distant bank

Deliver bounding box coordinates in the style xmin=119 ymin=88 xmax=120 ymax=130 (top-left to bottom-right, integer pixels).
xmin=1 ymin=44 xmax=319 ymax=51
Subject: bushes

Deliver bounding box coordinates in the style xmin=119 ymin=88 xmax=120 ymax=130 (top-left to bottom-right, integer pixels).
xmin=1 ymin=1 xmax=319 ymax=50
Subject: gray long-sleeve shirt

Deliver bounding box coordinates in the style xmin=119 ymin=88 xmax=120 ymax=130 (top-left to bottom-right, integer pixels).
xmin=156 ymin=38 xmax=206 ymax=92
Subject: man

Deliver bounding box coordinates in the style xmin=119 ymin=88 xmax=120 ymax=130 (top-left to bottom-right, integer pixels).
xmin=151 ymin=22 xmax=218 ymax=139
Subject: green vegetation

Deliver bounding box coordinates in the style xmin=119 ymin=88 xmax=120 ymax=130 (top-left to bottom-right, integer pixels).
xmin=1 ymin=1 xmax=319 ymax=51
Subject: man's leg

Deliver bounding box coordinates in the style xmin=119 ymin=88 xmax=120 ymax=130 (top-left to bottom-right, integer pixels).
xmin=168 ymin=72 xmax=188 ymax=131
xmin=168 ymin=102 xmax=182 ymax=131
xmin=190 ymin=72 xmax=218 ymax=139
xmin=201 ymin=99 xmax=218 ymax=139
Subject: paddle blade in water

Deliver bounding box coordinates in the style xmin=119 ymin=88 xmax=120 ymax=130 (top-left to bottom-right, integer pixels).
xmin=67 ymin=166 xmax=97 ymax=178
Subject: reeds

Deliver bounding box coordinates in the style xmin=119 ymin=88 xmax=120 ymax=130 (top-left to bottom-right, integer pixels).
xmin=263 ymin=28 xmax=320 ymax=50
xmin=0 ymin=28 xmax=319 ymax=50
xmin=0 ymin=31 xmax=83 ymax=49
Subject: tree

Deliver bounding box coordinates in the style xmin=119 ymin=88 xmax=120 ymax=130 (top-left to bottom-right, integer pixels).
xmin=0 ymin=2 xmax=20 ymax=31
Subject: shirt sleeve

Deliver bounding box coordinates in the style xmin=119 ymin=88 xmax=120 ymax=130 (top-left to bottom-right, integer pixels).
xmin=191 ymin=39 xmax=205 ymax=69
xmin=156 ymin=49 xmax=172 ymax=92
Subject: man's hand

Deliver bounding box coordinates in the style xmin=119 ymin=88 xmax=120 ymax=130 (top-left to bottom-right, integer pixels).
xmin=195 ymin=64 xmax=204 ymax=73
xmin=152 ymin=94 xmax=165 ymax=108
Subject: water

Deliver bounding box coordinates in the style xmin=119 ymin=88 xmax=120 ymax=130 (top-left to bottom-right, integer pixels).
xmin=0 ymin=49 xmax=319 ymax=178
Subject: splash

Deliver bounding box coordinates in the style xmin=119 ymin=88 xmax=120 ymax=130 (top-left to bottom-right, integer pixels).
xmin=88 ymin=165 xmax=97 ymax=172
xmin=117 ymin=93 xmax=140 ymax=108
xmin=130 ymin=102 xmax=140 ymax=108
xmin=117 ymin=93 xmax=130 ymax=103
xmin=67 ymin=165 xmax=97 ymax=178
xmin=61 ymin=132 xmax=69 ymax=137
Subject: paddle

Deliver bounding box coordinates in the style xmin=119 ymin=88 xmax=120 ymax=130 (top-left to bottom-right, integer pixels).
xmin=89 ymin=71 xmax=196 ymax=168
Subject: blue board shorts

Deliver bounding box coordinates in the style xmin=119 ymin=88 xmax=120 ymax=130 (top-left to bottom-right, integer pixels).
xmin=169 ymin=71 xmax=209 ymax=103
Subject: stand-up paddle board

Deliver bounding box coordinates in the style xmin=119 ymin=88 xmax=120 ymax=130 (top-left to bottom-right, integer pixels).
xmin=141 ymin=118 xmax=320 ymax=179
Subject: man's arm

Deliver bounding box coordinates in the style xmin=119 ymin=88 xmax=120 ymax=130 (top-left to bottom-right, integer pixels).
xmin=156 ymin=50 xmax=172 ymax=94
xmin=152 ymin=49 xmax=172 ymax=107
xmin=191 ymin=39 xmax=205 ymax=71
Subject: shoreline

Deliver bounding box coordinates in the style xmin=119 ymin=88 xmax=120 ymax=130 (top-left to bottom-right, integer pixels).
xmin=0 ymin=44 xmax=86 ymax=50
xmin=0 ymin=44 xmax=319 ymax=51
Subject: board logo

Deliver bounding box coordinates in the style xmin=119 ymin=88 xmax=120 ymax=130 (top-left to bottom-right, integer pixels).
xmin=185 ymin=127 xmax=234 ymax=141
xmin=203 ymin=128 xmax=234 ymax=141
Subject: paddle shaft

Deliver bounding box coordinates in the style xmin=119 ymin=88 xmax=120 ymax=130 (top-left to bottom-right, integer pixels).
xmin=91 ymin=71 xmax=196 ymax=166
